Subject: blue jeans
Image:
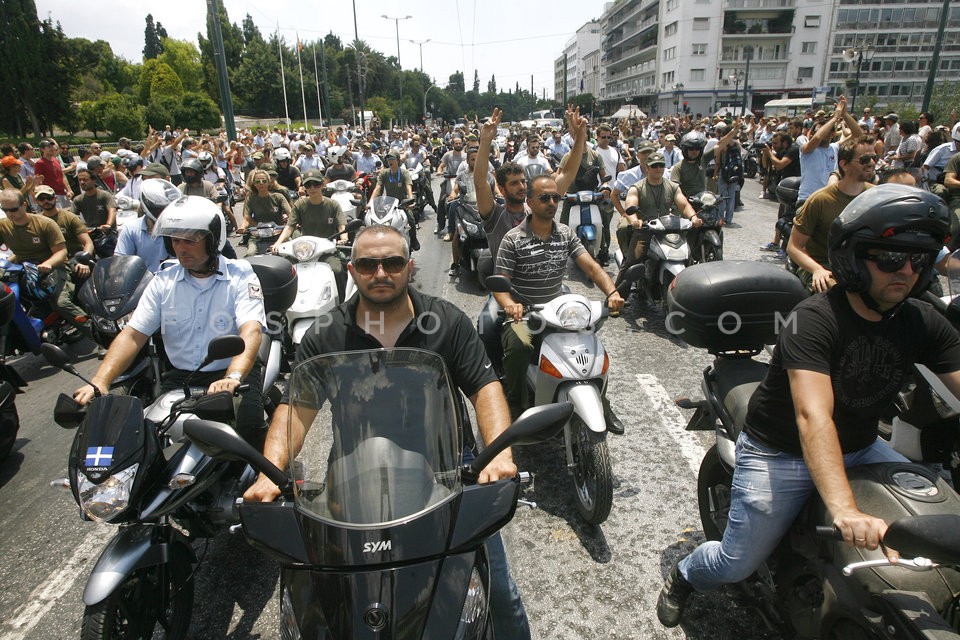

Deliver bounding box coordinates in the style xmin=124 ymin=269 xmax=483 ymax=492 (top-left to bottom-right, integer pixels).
xmin=680 ymin=432 xmax=907 ymax=592
xmin=447 ymin=199 xmax=460 ymax=236
xmin=717 ymin=179 xmax=740 ymax=224
xmin=462 ymin=448 xmax=531 ymax=639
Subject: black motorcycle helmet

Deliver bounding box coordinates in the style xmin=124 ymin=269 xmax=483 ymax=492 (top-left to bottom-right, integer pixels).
xmin=828 ymin=184 xmax=948 ymax=303
xmin=181 ymin=158 xmax=203 ymax=183
xmin=680 ymin=131 xmax=707 ymax=160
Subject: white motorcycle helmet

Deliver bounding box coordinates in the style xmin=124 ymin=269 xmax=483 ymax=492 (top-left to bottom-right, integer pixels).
xmin=328 ymin=146 xmax=345 ymax=164
xmin=152 ymin=196 xmax=226 ymax=272
xmin=951 ymin=122 xmax=960 ymax=143
xmin=197 ymin=151 xmax=215 ymax=171
xmin=274 ymin=148 xmax=292 ymax=162
xmin=139 ymin=179 xmax=183 ymax=222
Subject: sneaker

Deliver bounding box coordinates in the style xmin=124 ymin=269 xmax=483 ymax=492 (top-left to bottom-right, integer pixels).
xmin=774 ymin=249 xmax=787 ymax=260
xmin=656 ymin=559 xmax=693 ymax=628
xmin=410 ymin=238 xmax=421 ymax=252
xmin=448 ymin=262 xmax=460 ymax=276
xmin=760 ymin=242 xmax=778 ymax=252
xmin=97 ymin=346 xmax=107 ymax=360
xmin=442 ymin=233 xmax=452 ymax=242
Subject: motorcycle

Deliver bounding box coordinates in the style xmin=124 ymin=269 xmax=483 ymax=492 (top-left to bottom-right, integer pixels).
xmin=455 ymin=197 xmax=492 ymax=285
xmin=45 ymin=336 xmax=257 ymax=640
xmin=77 ymin=253 xmax=159 ymax=399
xmin=438 ymin=170 xmax=461 ymax=233
xmin=743 ymin=142 xmax=760 ymax=179
xmin=268 ymin=221 xmax=360 ymax=348
xmin=615 ymin=210 xmax=693 ymax=307
xmin=112 ymin=195 xmax=141 ymax=229
xmin=0 ymin=258 xmax=79 ymax=353
xmin=326 ymin=179 xmax=363 ymax=224
xmin=403 ymin=156 xmax=434 ymax=221
xmin=365 ymin=196 xmax=415 ymax=246
xmin=0 ymin=283 xmax=25 ymax=462
xmin=242 ymin=222 xmax=284 ymax=257
xmin=687 ymin=191 xmax=724 ymax=264
xmin=483 ymin=274 xmax=635 ymax=525
xmin=564 ymin=176 xmax=612 ymax=260
xmin=670 ymin=260 xmax=960 ymax=639
xmin=183 ymin=348 xmax=573 ymax=640
xmin=775 ymin=176 xmax=801 ymax=274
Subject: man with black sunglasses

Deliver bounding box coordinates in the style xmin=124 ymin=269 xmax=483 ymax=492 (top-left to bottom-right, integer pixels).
xmin=788 ymin=136 xmax=877 ymax=294
xmin=245 ymin=224 xmax=532 ymax=639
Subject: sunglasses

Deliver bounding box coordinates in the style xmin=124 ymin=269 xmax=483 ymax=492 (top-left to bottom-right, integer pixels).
xmin=862 ymin=250 xmax=931 ymax=273
xmin=537 ymin=193 xmax=563 ymax=203
xmin=1 ymin=206 xmax=21 ymax=213
xmin=304 ymin=182 xmax=323 ymax=188
xmin=36 ymin=194 xmax=55 ymax=202
xmin=855 ymin=155 xmax=879 ymax=165
xmin=353 ymin=255 xmax=408 ymax=275
xmin=253 ymin=179 xmax=269 ymax=184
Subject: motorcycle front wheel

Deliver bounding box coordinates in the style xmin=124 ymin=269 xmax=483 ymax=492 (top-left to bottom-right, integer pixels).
xmin=570 ymin=416 xmax=613 ymax=525
xmin=0 ymin=400 xmax=19 ymax=462
xmin=702 ymin=243 xmax=722 ymax=263
xmin=697 ymin=444 xmax=733 ymax=541
xmin=80 ymin=546 xmax=194 ymax=640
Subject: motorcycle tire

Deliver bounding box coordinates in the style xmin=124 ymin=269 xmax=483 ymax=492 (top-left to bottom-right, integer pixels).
xmin=80 ymin=544 xmax=194 ymax=640
xmin=697 ymin=444 xmax=733 ymax=542
xmin=0 ymin=401 xmax=19 ymax=462
xmin=702 ymin=244 xmax=722 ymax=263
xmin=660 ymin=274 xmax=676 ymax=307
xmin=570 ymin=416 xmax=613 ymax=525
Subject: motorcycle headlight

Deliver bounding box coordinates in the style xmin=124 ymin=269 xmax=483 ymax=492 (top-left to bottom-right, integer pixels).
xmin=665 ymin=233 xmax=682 ymax=244
xmin=463 ymin=221 xmax=479 ymax=236
xmin=292 ymin=239 xmax=319 ymax=262
xmin=700 ymin=192 xmax=717 ymax=207
xmin=454 ymin=566 xmax=488 ymax=640
xmin=77 ymin=464 xmax=138 ymax=522
xmin=557 ymin=301 xmax=592 ymax=330
xmin=578 ymin=191 xmax=592 ymax=203
xmin=254 ymin=227 xmax=276 ymax=238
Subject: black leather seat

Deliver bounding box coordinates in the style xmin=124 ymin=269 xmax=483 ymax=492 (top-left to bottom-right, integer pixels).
xmin=713 ymin=358 xmax=769 ymax=439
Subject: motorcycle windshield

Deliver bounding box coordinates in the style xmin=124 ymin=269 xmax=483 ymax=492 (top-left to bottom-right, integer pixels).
xmin=78 ymin=255 xmax=154 ymax=320
xmin=657 ymin=214 xmax=683 ymax=230
xmin=402 ymin=158 xmax=419 ymax=171
xmin=371 ymin=196 xmax=399 ymax=218
xmin=288 ymin=349 xmax=461 ymax=525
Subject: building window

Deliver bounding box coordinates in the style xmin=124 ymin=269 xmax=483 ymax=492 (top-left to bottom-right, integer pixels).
xmin=693 ymin=17 xmax=709 ymax=30
xmin=665 ymin=21 xmax=678 ymax=37
xmin=662 ymin=70 xmax=675 ymax=84
xmin=801 ymin=42 xmax=816 ymax=54
xmin=666 ymin=0 xmax=679 ymax=10
xmin=692 ymin=43 xmax=707 ymax=55
xmin=664 ymin=46 xmax=676 ymax=61
xmin=797 ymin=67 xmax=814 ymax=79
xmin=805 ymin=15 xmax=820 ymax=28
xmin=691 ymin=69 xmax=705 ymax=81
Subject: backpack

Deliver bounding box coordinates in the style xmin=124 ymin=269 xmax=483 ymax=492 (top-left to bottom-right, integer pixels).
xmin=720 ymin=145 xmax=744 ymax=184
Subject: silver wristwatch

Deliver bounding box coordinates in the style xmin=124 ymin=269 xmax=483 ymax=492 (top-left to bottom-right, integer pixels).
xmin=226 ymin=372 xmax=243 ymax=382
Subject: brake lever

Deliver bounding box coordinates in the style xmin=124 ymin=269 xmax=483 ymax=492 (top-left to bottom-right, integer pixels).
xmin=842 ymin=556 xmax=937 ymax=577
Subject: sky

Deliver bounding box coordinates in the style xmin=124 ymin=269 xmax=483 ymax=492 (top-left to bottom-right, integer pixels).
xmin=34 ymin=0 xmax=606 ymax=101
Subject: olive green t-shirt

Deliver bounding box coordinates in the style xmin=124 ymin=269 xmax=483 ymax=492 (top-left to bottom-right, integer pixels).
xmin=243 ymin=192 xmax=291 ymax=225
xmin=670 ymin=148 xmax=716 ymax=198
xmin=794 ymin=182 xmax=874 ymax=268
xmin=0 ymin=214 xmax=66 ymax=263
xmin=627 ymin=179 xmax=680 ymax=221
xmin=45 ymin=208 xmax=88 ymax=255
xmin=179 ymin=180 xmax=218 ymax=200
xmin=286 ymin=197 xmax=346 ymax=238
xmin=72 ymin=188 xmax=116 ymax=228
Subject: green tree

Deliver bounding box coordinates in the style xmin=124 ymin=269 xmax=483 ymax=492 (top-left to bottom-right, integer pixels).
xmin=174 ymin=92 xmax=222 ymax=131
xmin=232 ymin=34 xmax=282 ymax=115
xmin=138 ymin=58 xmax=160 ymax=104
xmin=930 ymin=82 xmax=960 ymax=124
xmin=149 ymin=62 xmax=184 ymax=100
xmin=143 ymin=14 xmax=163 ymax=59
xmin=473 ymin=69 xmax=480 ymax=93
xmin=487 ymin=75 xmax=497 ymax=94
xmin=158 ymin=38 xmax=203 ymax=93
xmin=144 ymin=95 xmax=179 ymax=130
xmin=241 ymin=13 xmax=261 ymax=45
xmin=448 ymin=71 xmax=465 ymax=94
xmin=197 ymin=3 xmax=244 ymax=106
xmin=366 ymin=96 xmax=395 ymax=123
xmin=78 ymin=100 xmax=104 ymax=138
xmin=99 ymin=94 xmax=146 ymax=138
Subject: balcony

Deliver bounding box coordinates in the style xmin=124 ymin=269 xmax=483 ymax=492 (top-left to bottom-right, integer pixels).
xmin=724 ymin=0 xmax=794 ymax=9
xmin=723 ymin=11 xmax=794 ymax=35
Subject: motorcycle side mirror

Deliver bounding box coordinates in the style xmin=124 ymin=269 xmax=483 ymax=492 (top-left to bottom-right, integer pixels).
xmin=42 ymin=343 xmax=102 ymax=397
xmin=54 ymin=392 xmax=85 ymax=429
xmin=74 ymin=251 xmax=95 ymax=266
xmin=204 ymin=335 xmax=245 ymax=365
xmin=883 ymin=514 xmax=960 ymax=564
xmin=375 ymin=161 xmax=382 ymax=168
xmin=484 ymin=275 xmax=512 ymax=294
xmin=600 ymin=174 xmax=613 ymax=184
xmin=618 ymin=264 xmax=646 ymax=286
xmin=463 ymin=402 xmax=574 ymax=483
xmin=184 ymin=419 xmax=291 ymax=491
xmin=625 ymin=205 xmax=639 ymax=216
xmin=400 ymin=198 xmax=416 ymax=208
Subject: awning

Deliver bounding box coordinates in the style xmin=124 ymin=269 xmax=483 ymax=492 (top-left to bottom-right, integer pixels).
xmin=609 ymin=104 xmax=646 ymax=119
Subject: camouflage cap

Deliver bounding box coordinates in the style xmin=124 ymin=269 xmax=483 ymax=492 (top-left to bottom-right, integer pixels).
xmin=635 ymin=139 xmax=657 ymax=153
xmin=647 ymin=152 xmax=666 ymax=167
xmin=139 ymin=162 xmax=170 ymax=178
xmin=302 ymin=169 xmax=325 ymax=185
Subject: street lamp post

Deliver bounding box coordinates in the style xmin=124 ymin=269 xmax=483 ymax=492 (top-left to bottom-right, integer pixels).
xmin=674 ymin=82 xmax=685 ymax=115
xmin=423 ymin=84 xmax=438 ymax=123
xmin=382 ymin=14 xmax=412 ymax=127
xmin=846 ymin=43 xmax=875 ymax=113
xmin=409 ymin=38 xmax=431 ymax=73
xmin=729 ymin=70 xmax=744 ymax=109
xmin=741 ymin=46 xmax=753 ymax=117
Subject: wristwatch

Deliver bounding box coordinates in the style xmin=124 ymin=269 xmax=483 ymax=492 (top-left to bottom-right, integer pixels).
xmin=225 ymin=372 xmax=243 ymax=383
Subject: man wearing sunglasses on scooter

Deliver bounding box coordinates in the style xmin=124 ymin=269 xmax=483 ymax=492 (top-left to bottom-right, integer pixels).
xmin=244 ymin=224 xmax=532 ymax=639
xmin=787 ymin=136 xmax=878 ymax=294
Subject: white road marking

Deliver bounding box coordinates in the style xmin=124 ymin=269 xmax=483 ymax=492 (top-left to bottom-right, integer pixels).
xmin=2 ymin=529 xmax=110 ymax=640
xmin=636 ymin=373 xmax=707 ymax=476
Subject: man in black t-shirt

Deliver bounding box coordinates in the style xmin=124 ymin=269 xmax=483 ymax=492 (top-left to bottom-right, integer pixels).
xmin=658 ymin=185 xmax=960 ymax=628
xmin=244 ymin=224 xmax=532 ymax=640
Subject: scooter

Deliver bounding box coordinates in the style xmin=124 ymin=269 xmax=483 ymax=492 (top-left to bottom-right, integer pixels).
xmin=242 ymin=222 xmax=284 ymax=257
xmin=455 ymin=198 xmax=492 ymax=285
xmin=483 ymin=274 xmax=634 ymax=525
xmin=268 ymin=221 xmax=360 ymax=348
xmin=615 ymin=209 xmax=693 ymax=307
xmin=687 ymin=191 xmax=724 ymax=264
xmin=326 ymin=179 xmax=362 ymax=223
xmin=0 ymin=283 xmax=26 ymax=462
xmin=45 ymin=336 xmax=257 ymax=640
xmin=183 ymin=348 xmax=573 ymax=640
xmin=0 ymin=258 xmax=78 ymax=354
xmin=365 ymin=196 xmax=414 ymax=246
xmin=670 ymin=261 xmax=960 ymax=639
xmin=775 ymin=176 xmax=801 ymax=274
xmin=403 ymin=156 xmax=433 ymax=221
xmin=564 ymin=177 xmax=612 ymax=260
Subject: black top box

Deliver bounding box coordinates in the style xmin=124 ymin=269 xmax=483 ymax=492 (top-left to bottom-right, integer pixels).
xmin=666 ymin=261 xmax=807 ymax=353
xmin=246 ymin=255 xmax=298 ymax=316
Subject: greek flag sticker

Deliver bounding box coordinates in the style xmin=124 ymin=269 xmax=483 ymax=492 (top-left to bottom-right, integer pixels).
xmin=85 ymin=446 xmax=114 ymax=467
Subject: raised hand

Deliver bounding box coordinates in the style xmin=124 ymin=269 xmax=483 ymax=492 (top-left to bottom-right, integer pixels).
xmin=480 ymin=107 xmax=502 ymax=141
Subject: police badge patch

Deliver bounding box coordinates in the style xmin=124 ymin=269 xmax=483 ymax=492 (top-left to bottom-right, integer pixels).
xmin=248 ymin=283 xmax=263 ymax=299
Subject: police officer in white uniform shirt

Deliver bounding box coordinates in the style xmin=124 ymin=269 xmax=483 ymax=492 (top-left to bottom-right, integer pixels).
xmin=73 ymin=196 xmax=269 ymax=449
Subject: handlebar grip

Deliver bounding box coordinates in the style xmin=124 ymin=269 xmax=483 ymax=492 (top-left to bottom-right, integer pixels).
xmin=815 ymin=526 xmax=842 ymax=540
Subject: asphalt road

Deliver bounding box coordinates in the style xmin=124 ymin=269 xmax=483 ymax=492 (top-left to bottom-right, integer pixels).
xmin=0 ymin=175 xmax=789 ymax=640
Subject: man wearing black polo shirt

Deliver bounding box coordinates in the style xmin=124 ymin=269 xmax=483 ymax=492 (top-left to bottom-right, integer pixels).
xmin=245 ymin=224 xmax=531 ymax=639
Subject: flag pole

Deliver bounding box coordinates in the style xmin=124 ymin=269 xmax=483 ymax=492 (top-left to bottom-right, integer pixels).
xmin=296 ymin=33 xmax=310 ymax=131
xmin=313 ymin=47 xmax=324 ymax=127
xmin=277 ymin=23 xmax=290 ymax=127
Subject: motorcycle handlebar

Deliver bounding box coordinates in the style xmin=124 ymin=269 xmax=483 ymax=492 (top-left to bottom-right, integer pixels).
xmin=815 ymin=525 xmax=843 ymax=540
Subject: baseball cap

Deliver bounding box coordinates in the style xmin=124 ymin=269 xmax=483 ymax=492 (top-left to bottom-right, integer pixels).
xmin=139 ymin=162 xmax=170 ymax=178
xmin=636 ymin=139 xmax=657 ymax=153
xmin=302 ymin=170 xmax=324 ymax=185
xmin=86 ymin=156 xmax=103 ymax=169
xmin=647 ymin=152 xmax=666 ymax=167
xmin=251 ymin=151 xmax=264 ymax=160
xmin=664 ymin=134 xmax=677 ymax=142
xmin=385 ymin=150 xmax=401 ymax=161
xmin=1 ymin=156 xmax=23 ymax=168
xmin=34 ymin=184 xmax=56 ymax=197
xmin=361 ymin=142 xmax=372 ymax=149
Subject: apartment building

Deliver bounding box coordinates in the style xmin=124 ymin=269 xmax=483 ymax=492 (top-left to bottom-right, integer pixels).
xmin=553 ymin=20 xmax=603 ymax=104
